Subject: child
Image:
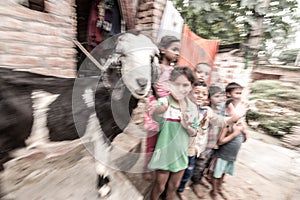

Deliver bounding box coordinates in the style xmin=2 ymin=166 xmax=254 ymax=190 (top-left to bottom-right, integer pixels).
xmin=209 ymin=86 xmax=225 ymax=114
xmin=143 ymin=35 xmax=181 ymax=181
xmin=210 ymin=98 xmax=246 ymax=200
xmin=225 ymin=82 xmax=248 ymax=142
xmin=176 ymin=81 xmax=209 ymax=200
xmin=190 ymin=86 xmax=248 ymax=198
xmin=198 ymin=86 xmax=225 ymax=185
xmin=148 ymin=66 xmax=199 ymax=200
xmin=225 ymin=82 xmax=243 ymax=99
xmin=193 ymin=62 xmax=212 ymax=83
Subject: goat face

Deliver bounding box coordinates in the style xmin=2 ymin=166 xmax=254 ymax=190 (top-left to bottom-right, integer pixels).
xmin=115 ymin=33 xmax=159 ymax=99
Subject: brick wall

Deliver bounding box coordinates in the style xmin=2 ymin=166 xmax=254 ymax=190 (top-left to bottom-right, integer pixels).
xmin=211 ymin=51 xmax=252 ymax=100
xmin=0 ymin=0 xmax=77 ymax=77
xmin=135 ymin=0 xmax=167 ymax=39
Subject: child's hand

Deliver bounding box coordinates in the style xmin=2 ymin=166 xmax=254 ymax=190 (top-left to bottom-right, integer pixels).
xmin=229 ymin=101 xmax=249 ymax=123
xmin=180 ymin=112 xmax=190 ymax=129
xmin=201 ymin=108 xmax=211 ymax=129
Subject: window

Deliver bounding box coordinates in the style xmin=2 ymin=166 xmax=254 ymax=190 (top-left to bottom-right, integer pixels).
xmin=22 ymin=0 xmax=45 ymax=12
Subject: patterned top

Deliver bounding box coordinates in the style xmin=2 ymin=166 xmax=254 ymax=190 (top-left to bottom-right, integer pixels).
xmin=206 ymin=105 xmax=225 ymax=149
xmin=148 ymin=95 xmax=200 ymax=172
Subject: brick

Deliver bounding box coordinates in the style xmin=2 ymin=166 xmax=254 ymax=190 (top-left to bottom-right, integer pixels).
xmin=44 ymin=1 xmax=72 ymax=17
xmin=29 ymin=68 xmax=50 ymax=76
xmin=26 ymin=21 xmax=55 ymax=35
xmin=44 ymin=57 xmax=69 ymax=67
xmin=59 ymin=48 xmax=76 ymax=57
xmin=141 ymin=17 xmax=153 ymax=24
xmin=0 ymin=54 xmax=42 ymax=67
xmin=139 ymin=2 xmax=154 ymax=11
xmin=1 ymin=42 xmax=28 ymax=55
xmin=138 ymin=10 xmax=152 ymax=18
xmin=59 ymin=69 xmax=76 ymax=78
xmin=0 ymin=5 xmax=72 ymax=27
xmin=153 ymin=2 xmax=165 ymax=10
xmin=153 ymin=16 xmax=161 ymax=24
xmin=0 ymin=31 xmax=73 ymax=50
xmin=152 ymin=23 xmax=160 ymax=30
xmin=62 ymin=0 xmax=76 ymax=5
xmin=152 ymin=9 xmax=163 ymax=17
xmin=0 ymin=16 xmax=24 ymax=31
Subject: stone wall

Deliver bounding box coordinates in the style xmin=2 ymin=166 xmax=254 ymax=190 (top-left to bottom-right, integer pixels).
xmin=0 ymin=0 xmax=77 ymax=77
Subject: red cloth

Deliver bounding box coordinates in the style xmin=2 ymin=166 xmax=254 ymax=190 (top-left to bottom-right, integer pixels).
xmin=87 ymin=0 xmax=103 ymax=49
xmin=178 ymin=24 xmax=220 ymax=84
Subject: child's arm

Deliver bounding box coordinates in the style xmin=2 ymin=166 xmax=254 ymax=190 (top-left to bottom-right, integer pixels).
xmin=218 ymin=124 xmax=242 ymax=145
xmin=239 ymin=120 xmax=248 ymax=142
xmin=225 ymin=101 xmax=248 ymax=125
xmin=149 ymin=97 xmax=168 ymax=116
xmin=209 ymin=101 xmax=249 ymax=128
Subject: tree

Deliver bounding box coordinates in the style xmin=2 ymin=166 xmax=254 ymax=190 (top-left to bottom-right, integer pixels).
xmin=171 ymin=0 xmax=299 ymax=52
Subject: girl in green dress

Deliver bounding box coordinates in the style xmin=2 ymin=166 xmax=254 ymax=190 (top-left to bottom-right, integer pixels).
xmin=148 ymin=66 xmax=200 ymax=200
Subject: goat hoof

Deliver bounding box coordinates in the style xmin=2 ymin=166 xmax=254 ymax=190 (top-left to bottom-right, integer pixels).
xmin=97 ymin=184 xmax=111 ymax=198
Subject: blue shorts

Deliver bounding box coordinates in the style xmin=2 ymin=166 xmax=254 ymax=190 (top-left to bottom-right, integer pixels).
xmin=213 ymin=158 xmax=235 ymax=178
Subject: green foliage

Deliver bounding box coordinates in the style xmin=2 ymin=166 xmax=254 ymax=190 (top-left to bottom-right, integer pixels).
xmin=249 ymin=80 xmax=281 ymax=94
xmin=246 ymin=110 xmax=261 ymax=121
xmin=171 ymin=0 xmax=299 ymax=46
xmin=248 ymin=80 xmax=300 ymax=136
xmin=277 ymin=49 xmax=300 ymax=64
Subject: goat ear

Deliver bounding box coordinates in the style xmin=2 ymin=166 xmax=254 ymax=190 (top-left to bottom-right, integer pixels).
xmin=103 ymin=53 xmax=122 ymax=71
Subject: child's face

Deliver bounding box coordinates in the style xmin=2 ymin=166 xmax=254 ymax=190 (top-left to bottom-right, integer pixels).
xmin=192 ymin=86 xmax=209 ymax=106
xmin=163 ymin=42 xmax=181 ymax=64
xmin=171 ymin=75 xmax=192 ymax=100
xmin=210 ymin=92 xmax=224 ymax=107
xmin=227 ymin=88 xmax=243 ymax=99
xmin=194 ymin=64 xmax=211 ymax=82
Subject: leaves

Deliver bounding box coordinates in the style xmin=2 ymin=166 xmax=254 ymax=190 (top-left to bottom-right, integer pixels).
xmin=171 ymin=0 xmax=299 ymax=48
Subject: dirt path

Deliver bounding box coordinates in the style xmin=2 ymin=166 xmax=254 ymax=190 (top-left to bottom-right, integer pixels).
xmin=1 ymin=130 xmax=300 ymax=200
xmin=178 ymin=135 xmax=300 ymax=200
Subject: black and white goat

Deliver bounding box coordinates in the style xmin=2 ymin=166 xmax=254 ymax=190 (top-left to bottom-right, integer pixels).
xmin=0 ymin=32 xmax=159 ymax=197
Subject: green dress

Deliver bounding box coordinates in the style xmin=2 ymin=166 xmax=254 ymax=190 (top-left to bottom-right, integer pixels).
xmin=148 ymin=95 xmax=199 ymax=172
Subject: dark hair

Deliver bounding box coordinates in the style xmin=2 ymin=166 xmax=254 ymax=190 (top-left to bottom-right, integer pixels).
xmin=170 ymin=66 xmax=195 ymax=84
xmin=225 ymin=98 xmax=240 ymax=108
xmin=193 ymin=80 xmax=207 ymax=88
xmin=209 ymin=86 xmax=223 ymax=99
xmin=158 ymin=35 xmax=180 ymax=50
xmin=225 ymin=82 xmax=243 ymax=94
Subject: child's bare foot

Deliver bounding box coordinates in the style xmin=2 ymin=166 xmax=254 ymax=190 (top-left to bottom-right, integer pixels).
xmin=209 ymin=190 xmax=218 ymax=200
xmin=200 ymin=179 xmax=211 ymax=189
xmin=191 ymin=183 xmax=204 ymax=198
xmin=218 ymin=190 xmax=229 ymax=200
xmin=143 ymin=171 xmax=153 ymax=181
xmin=176 ymin=191 xmax=188 ymax=200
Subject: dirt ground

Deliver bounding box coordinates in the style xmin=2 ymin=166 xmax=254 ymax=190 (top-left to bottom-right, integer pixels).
xmin=176 ymin=134 xmax=300 ymax=200
xmin=1 ymin=129 xmax=300 ymax=200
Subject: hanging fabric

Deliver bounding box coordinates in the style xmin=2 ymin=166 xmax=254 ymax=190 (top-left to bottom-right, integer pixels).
xmin=87 ymin=0 xmax=122 ymax=50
